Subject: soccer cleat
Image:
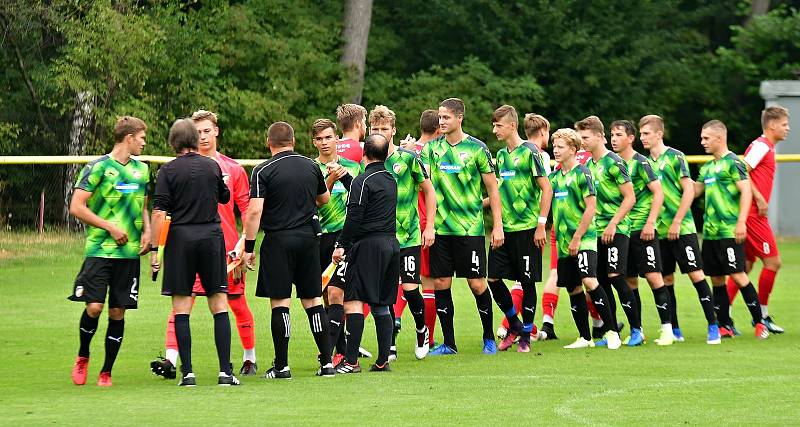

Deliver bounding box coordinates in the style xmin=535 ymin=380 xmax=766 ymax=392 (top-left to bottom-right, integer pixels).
xmin=332 ymin=353 xmax=345 ymax=367
xmin=150 ymin=356 xmax=177 ymax=379
xmin=482 ymin=338 xmax=497 ymax=355
xmin=595 ymin=337 xmax=608 ymax=347
xmin=755 ymin=322 xmax=770 ymax=340
xmin=627 ymin=328 xmax=645 ymax=347
xmin=563 ymin=337 xmax=595 ymax=349
xmin=719 ymin=325 xmax=735 ymax=339
xmin=72 ymin=356 xmax=89 ymax=385
xmin=263 ymin=365 xmax=292 ymax=380
xmin=761 ymin=316 xmax=784 ymax=334
xmin=97 ymin=371 xmax=112 ymax=387
xmin=604 ymin=330 xmax=622 ymax=350
xmin=517 ymin=340 xmax=531 ymax=353
xmin=358 ymin=347 xmax=372 ymax=358
xmin=369 ymin=362 xmax=391 ymax=372
xmin=316 ymin=363 xmax=336 ymax=377
xmin=429 ymin=343 xmax=458 ymax=356
xmin=388 ymin=346 xmax=397 ymax=362
xmin=707 ymin=324 xmax=721 ymax=344
xmin=672 ymin=327 xmax=685 ymax=342
xmin=415 ymin=327 xmax=430 ymax=360
xmin=239 ymin=360 xmax=258 ymax=376
xmin=218 ymin=373 xmax=241 ymax=386
xmin=656 ymin=327 xmax=675 ymax=346
xmin=178 ymin=372 xmax=196 ymax=387
xmin=335 ymin=361 xmax=362 ymax=374
xmin=496 ymin=326 xmax=508 ymax=340
xmin=540 ymin=322 xmax=558 ymax=340
xmin=498 ymin=330 xmax=519 ymax=351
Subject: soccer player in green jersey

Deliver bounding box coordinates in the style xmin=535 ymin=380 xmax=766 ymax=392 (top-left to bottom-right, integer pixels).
xmin=369 ymin=105 xmax=437 ymax=360
xmin=610 ymin=120 xmax=675 ymax=346
xmin=640 ymin=115 xmax=719 ymax=344
xmin=420 ymin=98 xmax=504 ymax=355
xmin=312 ymin=118 xmax=363 ymax=365
xmin=694 ymin=120 xmax=769 ymax=340
xmin=488 ymin=105 xmax=552 ymax=353
xmin=68 ymin=116 xmax=151 ymax=386
xmin=576 ymin=116 xmax=641 ymax=347
xmin=550 ymin=128 xmax=620 ymax=350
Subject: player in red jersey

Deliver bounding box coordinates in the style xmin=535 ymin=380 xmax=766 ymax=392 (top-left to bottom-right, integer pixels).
xmin=725 ymin=106 xmax=789 ymax=334
xmin=336 ymin=103 xmax=368 ymax=163
xmin=150 ymin=110 xmax=257 ymax=379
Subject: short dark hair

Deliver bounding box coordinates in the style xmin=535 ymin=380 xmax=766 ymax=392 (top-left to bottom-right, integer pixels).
xmin=168 ymin=119 xmax=198 ymax=153
xmin=440 ymin=98 xmax=465 ymax=116
xmin=610 ymin=120 xmax=636 ymax=137
xmin=311 ymin=118 xmax=336 ymax=138
xmin=113 ymin=116 xmax=147 ymax=144
xmin=420 ymin=109 xmax=439 ymax=134
xmin=267 ymin=121 xmax=294 ymax=147
xmin=363 ymin=133 xmax=389 ymax=162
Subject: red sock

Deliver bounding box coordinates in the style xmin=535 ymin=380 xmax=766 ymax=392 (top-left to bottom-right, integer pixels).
xmin=586 ymin=294 xmax=601 ymax=321
xmin=228 ymin=295 xmax=255 ymax=350
xmin=363 ymin=303 xmax=371 ymax=317
xmin=758 ymin=268 xmax=777 ymax=306
xmin=394 ymin=285 xmax=407 ymax=318
xmin=423 ymin=289 xmax=437 ymax=345
xmin=726 ymin=276 xmax=739 ymax=304
xmin=165 ymin=310 xmax=178 ymax=350
xmin=541 ymin=292 xmax=558 ymax=320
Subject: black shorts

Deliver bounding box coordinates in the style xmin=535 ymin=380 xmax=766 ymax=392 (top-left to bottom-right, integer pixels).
xmin=69 ymin=257 xmax=140 ymax=309
xmin=400 ymin=246 xmax=421 ymax=284
xmin=161 ymin=223 xmax=227 ymax=297
xmin=429 ymin=235 xmax=486 ymax=279
xmin=320 ymin=231 xmax=345 ymax=289
xmin=256 ymin=226 xmax=321 ymax=299
xmin=596 ymin=234 xmax=629 ymax=277
xmin=660 ymin=234 xmax=703 ymax=276
xmin=627 ymin=230 xmax=662 ymax=277
xmin=344 ymin=235 xmax=400 ymax=305
xmin=488 ymin=228 xmax=542 ymax=282
xmin=556 ymin=250 xmax=597 ymax=289
xmin=702 ymin=238 xmax=746 ymax=277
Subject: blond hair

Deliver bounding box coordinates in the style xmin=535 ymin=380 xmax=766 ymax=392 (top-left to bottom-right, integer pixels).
xmin=552 ymin=128 xmax=581 ymax=153
xmin=639 ymin=114 xmax=664 ymax=133
xmin=761 ymin=105 xmax=789 ymax=129
xmin=492 ymin=105 xmax=518 ymax=124
xmin=523 ymin=113 xmax=549 ymax=137
xmin=191 ymin=109 xmax=218 ymax=126
xmin=336 ymin=103 xmax=367 ymax=132
xmin=369 ymin=105 xmax=396 ymax=128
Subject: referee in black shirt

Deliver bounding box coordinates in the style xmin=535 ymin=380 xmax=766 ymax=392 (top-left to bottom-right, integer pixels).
xmin=243 ymin=121 xmax=334 ymax=378
xmin=332 ymin=134 xmax=399 ymax=373
xmin=149 ymin=119 xmax=237 ymax=386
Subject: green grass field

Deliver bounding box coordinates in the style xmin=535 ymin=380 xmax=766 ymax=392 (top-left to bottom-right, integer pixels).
xmin=1 ymin=231 xmax=798 ymax=426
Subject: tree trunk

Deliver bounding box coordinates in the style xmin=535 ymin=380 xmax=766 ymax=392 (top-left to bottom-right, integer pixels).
xmin=745 ymin=0 xmax=771 ymax=26
xmin=64 ymin=91 xmax=94 ymax=230
xmin=341 ymin=0 xmax=373 ymax=104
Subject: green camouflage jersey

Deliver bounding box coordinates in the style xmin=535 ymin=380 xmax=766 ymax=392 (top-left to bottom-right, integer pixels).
xmin=316 ymin=156 xmax=363 ymax=233
xmin=550 ymin=164 xmax=597 ymax=259
xmin=698 ymin=152 xmax=748 ymax=240
xmin=495 ymin=141 xmax=547 ymax=232
xmin=420 ymin=134 xmax=494 ymax=236
xmin=74 ymin=155 xmax=149 ymax=258
xmin=386 ymin=147 xmax=429 ymax=248
xmin=626 ymin=152 xmax=659 ymax=232
xmin=647 ymin=147 xmax=697 ymax=236
xmin=587 ymin=151 xmax=632 ymax=236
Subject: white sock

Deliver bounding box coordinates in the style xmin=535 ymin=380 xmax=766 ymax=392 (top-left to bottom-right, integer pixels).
xmin=542 ymin=314 xmax=554 ymax=324
xmin=592 ymin=318 xmax=604 ymax=328
xmin=166 ymin=349 xmax=179 ymax=366
xmin=661 ymin=323 xmax=672 ymax=331
xmin=761 ymin=305 xmax=769 ymax=318
xmin=243 ymin=348 xmax=256 ymax=363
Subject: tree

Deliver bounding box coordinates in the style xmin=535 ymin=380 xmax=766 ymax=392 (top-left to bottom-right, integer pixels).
xmin=341 ymin=0 xmax=373 ymax=104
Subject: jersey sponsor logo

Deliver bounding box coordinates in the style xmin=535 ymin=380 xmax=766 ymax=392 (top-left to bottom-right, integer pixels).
xmin=704 ymin=177 xmax=716 ymax=185
xmin=439 ymin=162 xmax=462 ymax=174
xmin=392 ymin=163 xmax=402 ymax=174
xmin=115 ymin=182 xmax=140 ymax=193
xmin=554 ymin=191 xmax=568 ymax=199
xmin=499 ymin=170 xmax=516 ymax=178
xmin=331 ymin=181 xmax=347 ymax=193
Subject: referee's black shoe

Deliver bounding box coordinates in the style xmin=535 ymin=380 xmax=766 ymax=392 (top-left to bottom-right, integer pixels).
xmin=178 ymin=373 xmax=196 ymax=387
xmin=263 ymin=365 xmax=292 ymax=380
xmin=218 ymin=373 xmax=241 ymax=386
xmin=150 ymin=356 xmax=177 ymax=379
xmin=316 ymin=363 xmax=335 ymax=377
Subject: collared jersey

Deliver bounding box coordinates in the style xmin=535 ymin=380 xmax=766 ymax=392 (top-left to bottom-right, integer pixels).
xmin=698 ymin=152 xmax=748 ymax=240
xmin=495 ymin=141 xmax=547 ymax=232
xmin=420 ymin=134 xmax=494 ymax=236
xmin=550 ymin=164 xmax=597 ymax=258
xmin=385 ymin=147 xmax=428 ymax=248
xmin=587 ymin=151 xmax=632 ymax=236
xmin=74 ymin=155 xmax=149 ymax=259
xmin=154 ymin=152 xmax=230 ymax=226
xmin=316 ymin=156 xmax=363 ymax=233
xmin=337 ymin=162 xmax=397 ymax=249
xmin=647 ymin=147 xmax=697 ymax=236
xmin=625 ymin=152 xmax=659 ymax=232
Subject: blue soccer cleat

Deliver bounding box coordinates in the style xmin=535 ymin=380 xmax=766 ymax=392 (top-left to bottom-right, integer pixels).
xmin=707 ymin=324 xmax=721 ymax=345
xmin=672 ymin=327 xmax=685 ymax=342
xmin=429 ymin=344 xmax=457 ymax=356
xmin=482 ymin=338 xmax=497 ymax=355
xmin=627 ymin=328 xmax=645 ymax=346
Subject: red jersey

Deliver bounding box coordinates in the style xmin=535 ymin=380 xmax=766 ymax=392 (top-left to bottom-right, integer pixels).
xmin=337 ymin=138 xmax=363 ymax=163
xmin=554 ymin=150 xmax=591 ymax=170
xmin=213 ymin=152 xmax=249 ymax=251
xmin=743 ymin=135 xmax=776 ymax=215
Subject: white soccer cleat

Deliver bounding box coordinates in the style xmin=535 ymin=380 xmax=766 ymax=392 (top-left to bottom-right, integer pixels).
xmin=496 ymin=326 xmax=508 ymax=340
xmin=415 ymin=327 xmax=430 ymax=360
xmin=563 ymin=337 xmax=595 ymax=349
xmin=605 ymin=331 xmax=622 ymax=350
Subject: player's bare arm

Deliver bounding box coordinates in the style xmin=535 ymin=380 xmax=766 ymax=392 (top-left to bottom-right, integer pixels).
xmin=642 ymin=180 xmax=663 ymax=241
xmin=139 ymin=196 xmax=151 ymax=255
xmin=243 ymin=197 xmax=264 ymax=270
xmin=481 ymin=171 xmax=504 ymax=248
xmin=571 ymin=195 xmax=596 ymax=256
xmin=670 ymin=176 xmax=695 ymax=240
xmin=603 ymin=182 xmax=635 ymax=244
xmin=148 ymin=209 xmax=167 ymax=274
xmin=70 ymin=189 xmax=128 ymax=245
xmin=535 ymin=175 xmax=553 ymax=248
xmin=316 ymin=189 xmax=331 ymax=207
xmin=745 ymin=163 xmax=769 ymax=216
xmin=419 ymin=179 xmax=437 ymax=249
xmin=735 ymin=179 xmax=752 ymax=244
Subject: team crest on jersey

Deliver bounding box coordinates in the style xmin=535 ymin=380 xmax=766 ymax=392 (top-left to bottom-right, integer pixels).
xmin=459 ymin=152 xmax=469 ymax=162
xmin=715 ymin=165 xmax=722 ymax=173
xmin=393 ymin=163 xmax=402 ymax=174
xmin=566 ymin=176 xmax=574 ymax=186
xmin=513 ymin=157 xmax=520 ymax=166
xmin=132 ymin=170 xmax=142 ymax=179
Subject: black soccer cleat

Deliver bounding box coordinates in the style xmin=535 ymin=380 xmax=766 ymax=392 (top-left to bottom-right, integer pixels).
xmin=150 ymin=356 xmax=177 ymax=379
xmin=218 ymin=373 xmax=241 ymax=386
xmin=540 ymin=322 xmax=558 ymax=340
xmin=178 ymin=373 xmax=196 ymax=387
xmin=369 ymin=362 xmax=392 ymax=372
xmin=335 ymin=361 xmax=362 ymax=374
xmin=263 ymin=365 xmax=292 ymax=380
xmin=316 ymin=363 xmax=335 ymax=377
xmin=239 ymin=360 xmax=258 ymax=376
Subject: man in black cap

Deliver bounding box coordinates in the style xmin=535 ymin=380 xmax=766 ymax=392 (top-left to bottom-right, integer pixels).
xmin=332 ymin=133 xmax=400 ymax=373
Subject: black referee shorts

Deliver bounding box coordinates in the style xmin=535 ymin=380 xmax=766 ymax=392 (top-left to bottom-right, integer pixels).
xmin=488 ymin=228 xmax=542 ymax=282
xmin=344 ymin=234 xmax=400 ymax=306
xmin=161 ymin=223 xmax=228 ymax=297
xmin=256 ymin=226 xmax=322 ymax=299
xmin=626 ymin=230 xmax=663 ymax=278
xmin=69 ymin=257 xmax=140 ymax=309
xmin=702 ymin=238 xmax=746 ymax=277
xmin=320 ymin=231 xmax=345 ymax=289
